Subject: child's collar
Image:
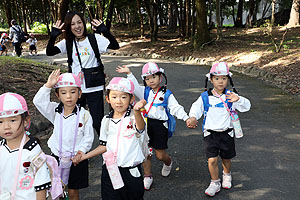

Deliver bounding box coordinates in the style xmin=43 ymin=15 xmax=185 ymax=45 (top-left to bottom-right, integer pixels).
xmin=55 ymin=102 xmax=80 ymax=114
xmin=107 ymin=107 xmax=131 ymax=119
xmin=208 ymin=88 xmax=227 ymax=96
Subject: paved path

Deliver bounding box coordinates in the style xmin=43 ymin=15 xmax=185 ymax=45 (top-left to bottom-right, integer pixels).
xmin=30 ymin=53 xmax=300 ymax=200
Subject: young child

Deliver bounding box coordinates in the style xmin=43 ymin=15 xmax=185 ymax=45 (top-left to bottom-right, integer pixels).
xmin=26 ymin=33 xmax=37 ymax=56
xmin=0 ymin=33 xmax=9 ymax=56
xmin=186 ymin=62 xmax=251 ymax=196
xmin=0 ymin=92 xmax=51 ymax=200
xmin=72 ymin=77 xmax=147 ymax=200
xmin=33 ymin=69 xmax=94 ymax=200
xmin=117 ymin=62 xmax=190 ymax=190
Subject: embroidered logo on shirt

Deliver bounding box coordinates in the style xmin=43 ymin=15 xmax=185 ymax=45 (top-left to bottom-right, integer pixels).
xmin=19 ymin=175 xmax=34 ymax=190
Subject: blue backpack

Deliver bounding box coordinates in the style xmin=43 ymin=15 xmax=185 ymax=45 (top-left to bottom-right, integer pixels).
xmin=201 ymin=89 xmax=232 ymax=131
xmin=144 ymin=87 xmax=176 ymax=138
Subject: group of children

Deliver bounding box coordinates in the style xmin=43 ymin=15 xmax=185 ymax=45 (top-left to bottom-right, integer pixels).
xmin=0 ymin=32 xmax=37 ymax=56
xmin=0 ymin=61 xmax=251 ymax=200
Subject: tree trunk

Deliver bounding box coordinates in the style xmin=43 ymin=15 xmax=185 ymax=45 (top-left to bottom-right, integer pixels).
xmin=97 ymin=0 xmax=103 ymax=20
xmin=208 ymin=0 xmax=213 ymax=29
xmin=3 ymin=0 xmax=13 ymax=27
xmin=191 ymin=0 xmax=196 ymax=37
xmin=194 ymin=0 xmax=210 ymax=48
xmin=136 ymin=0 xmax=144 ymax=37
xmin=42 ymin=0 xmax=50 ymax=35
xmin=246 ymin=0 xmax=255 ymax=27
xmin=235 ymin=0 xmax=244 ymax=27
xmin=287 ymin=0 xmax=300 ymax=27
xmin=20 ymin=0 xmax=27 ymax=33
xmin=156 ymin=0 xmax=165 ymax=26
xmin=216 ymin=0 xmax=222 ymax=40
xmin=106 ymin=0 xmax=115 ymax=30
xmin=144 ymin=0 xmax=157 ymax=42
xmin=174 ymin=1 xmax=182 ymax=36
xmin=185 ymin=0 xmax=191 ymax=38
xmin=271 ymin=0 xmax=276 ymax=26
xmin=58 ymin=0 xmax=70 ymax=21
xmin=178 ymin=0 xmax=184 ymax=36
xmin=167 ymin=0 xmax=175 ymax=32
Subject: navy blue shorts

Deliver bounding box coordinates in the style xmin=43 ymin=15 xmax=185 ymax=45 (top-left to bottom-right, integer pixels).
xmin=204 ymin=129 xmax=236 ymax=159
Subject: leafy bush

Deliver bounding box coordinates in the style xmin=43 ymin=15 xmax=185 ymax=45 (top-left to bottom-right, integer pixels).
xmin=31 ymin=22 xmax=48 ymax=34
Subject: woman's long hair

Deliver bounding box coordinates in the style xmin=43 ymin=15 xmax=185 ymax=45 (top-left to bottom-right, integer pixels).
xmin=63 ymin=11 xmax=88 ymax=42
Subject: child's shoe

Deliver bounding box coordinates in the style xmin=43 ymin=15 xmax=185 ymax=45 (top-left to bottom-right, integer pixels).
xmin=222 ymin=172 xmax=232 ymax=189
xmin=29 ymin=52 xmax=32 ymax=56
xmin=161 ymin=161 xmax=172 ymax=177
xmin=205 ymin=180 xmax=221 ymax=196
xmin=143 ymin=176 xmax=153 ymax=190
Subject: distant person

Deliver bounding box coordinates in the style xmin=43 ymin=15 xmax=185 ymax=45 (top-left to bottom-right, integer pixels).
xmin=9 ymin=19 xmax=25 ymax=57
xmin=186 ymin=62 xmax=251 ymax=197
xmin=117 ymin=63 xmax=190 ymax=191
xmin=26 ymin=33 xmax=37 ymax=56
xmin=46 ymin=11 xmax=119 ymax=135
xmin=0 ymin=33 xmax=9 ymax=56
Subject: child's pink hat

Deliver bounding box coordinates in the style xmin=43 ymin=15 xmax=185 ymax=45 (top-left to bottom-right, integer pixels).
xmin=0 ymin=93 xmax=28 ymax=118
xmin=1 ymin=33 xmax=7 ymax=37
xmin=206 ymin=62 xmax=232 ymax=79
xmin=54 ymin=73 xmax=81 ymax=88
xmin=141 ymin=62 xmax=164 ymax=79
xmin=106 ymin=77 xmax=135 ymax=94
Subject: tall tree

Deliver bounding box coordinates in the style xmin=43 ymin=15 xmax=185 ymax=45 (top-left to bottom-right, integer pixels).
xmin=216 ymin=0 xmax=222 ymax=40
xmin=106 ymin=0 xmax=115 ymax=30
xmin=246 ymin=0 xmax=255 ymax=27
xmin=144 ymin=0 xmax=158 ymax=42
xmin=185 ymin=0 xmax=191 ymax=37
xmin=194 ymin=0 xmax=210 ymax=48
xmin=271 ymin=0 xmax=276 ymax=26
xmin=58 ymin=0 xmax=70 ymax=21
xmin=235 ymin=0 xmax=244 ymax=27
xmin=2 ymin=0 xmax=13 ymax=26
xmin=136 ymin=0 xmax=144 ymax=37
xmin=287 ymin=0 xmax=300 ymax=26
xmin=21 ymin=0 xmax=28 ymax=33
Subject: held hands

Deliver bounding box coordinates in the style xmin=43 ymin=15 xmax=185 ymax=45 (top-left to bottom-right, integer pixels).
xmin=133 ymin=99 xmax=147 ymax=111
xmin=71 ymin=151 xmax=86 ymax=166
xmin=45 ymin=69 xmax=60 ymax=88
xmin=116 ymin=65 xmax=131 ymax=75
xmin=226 ymin=92 xmax=240 ymax=102
xmin=186 ymin=117 xmax=198 ymax=129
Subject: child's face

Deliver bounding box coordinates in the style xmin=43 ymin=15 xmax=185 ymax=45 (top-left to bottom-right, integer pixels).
xmin=0 ymin=115 xmax=28 ymax=141
xmin=56 ymin=87 xmax=82 ymax=109
xmin=145 ymin=74 xmax=161 ymax=90
xmin=106 ymin=90 xmax=134 ymax=114
xmin=71 ymin=14 xmax=84 ymax=38
xmin=210 ymin=75 xmax=228 ymax=92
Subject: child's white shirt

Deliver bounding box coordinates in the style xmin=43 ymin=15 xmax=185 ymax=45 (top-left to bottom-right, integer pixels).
xmin=0 ymin=137 xmax=51 ymax=200
xmin=55 ymin=34 xmax=109 ymax=93
xmin=189 ymin=89 xmax=251 ymax=137
xmin=99 ymin=110 xmax=146 ymax=167
xmin=33 ymin=85 xmax=94 ymax=156
xmin=127 ymin=73 xmax=189 ymax=121
xmin=26 ymin=38 xmax=37 ymax=46
xmin=0 ymin=37 xmax=8 ymax=45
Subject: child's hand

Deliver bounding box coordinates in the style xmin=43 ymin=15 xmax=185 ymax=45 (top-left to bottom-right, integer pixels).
xmin=72 ymin=151 xmax=85 ymax=166
xmin=116 ymin=65 xmax=131 ymax=75
xmin=226 ymin=92 xmax=240 ymax=102
xmin=45 ymin=69 xmax=60 ymax=88
xmin=133 ymin=99 xmax=147 ymax=111
xmin=186 ymin=117 xmax=198 ymax=129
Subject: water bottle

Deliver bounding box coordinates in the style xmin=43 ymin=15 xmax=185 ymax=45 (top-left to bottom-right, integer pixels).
xmin=102 ymin=151 xmax=124 ymax=190
xmin=230 ymin=110 xmax=243 ymax=138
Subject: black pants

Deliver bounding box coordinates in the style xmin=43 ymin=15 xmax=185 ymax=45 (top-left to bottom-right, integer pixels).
xmin=78 ymin=90 xmax=104 ymax=135
xmin=101 ymin=164 xmax=144 ymax=200
xmin=13 ymin=42 xmax=22 ymax=57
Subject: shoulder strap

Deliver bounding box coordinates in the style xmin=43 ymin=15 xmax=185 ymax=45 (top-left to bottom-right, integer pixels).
xmin=225 ymin=89 xmax=233 ymax=109
xmin=201 ymin=91 xmax=209 ymax=131
xmin=144 ymin=87 xmax=151 ymax=103
xmin=162 ymin=89 xmax=172 ymax=108
xmin=87 ymin=34 xmax=102 ymax=66
xmin=66 ymin=39 xmax=73 ymax=70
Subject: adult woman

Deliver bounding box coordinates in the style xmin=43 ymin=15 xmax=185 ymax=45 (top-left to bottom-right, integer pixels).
xmin=9 ymin=19 xmax=24 ymax=57
xmin=46 ymin=11 xmax=119 ymax=136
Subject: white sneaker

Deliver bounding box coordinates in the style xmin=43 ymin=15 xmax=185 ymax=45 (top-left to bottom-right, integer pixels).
xmin=222 ymin=173 xmax=232 ymax=189
xmin=205 ymin=181 xmax=221 ymax=196
xmin=143 ymin=176 xmax=153 ymax=190
xmin=29 ymin=53 xmax=32 ymax=56
xmin=12 ymin=53 xmax=15 ymax=56
xmin=161 ymin=161 xmax=172 ymax=177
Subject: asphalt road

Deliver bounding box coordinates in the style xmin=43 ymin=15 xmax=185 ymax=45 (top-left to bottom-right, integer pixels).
xmin=30 ymin=53 xmax=300 ymax=200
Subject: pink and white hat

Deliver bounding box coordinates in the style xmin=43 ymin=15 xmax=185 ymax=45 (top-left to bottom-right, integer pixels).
xmin=0 ymin=93 xmax=28 ymax=118
xmin=141 ymin=62 xmax=164 ymax=79
xmin=1 ymin=33 xmax=7 ymax=37
xmin=54 ymin=73 xmax=81 ymax=88
xmin=106 ymin=77 xmax=134 ymax=94
xmin=206 ymin=62 xmax=232 ymax=80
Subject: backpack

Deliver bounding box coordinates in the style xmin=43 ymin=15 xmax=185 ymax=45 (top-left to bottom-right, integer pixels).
xmin=66 ymin=33 xmax=104 ymax=73
xmin=201 ymin=89 xmax=232 ymax=131
xmin=12 ymin=26 xmax=26 ymax=43
xmin=144 ymin=87 xmax=176 ymax=138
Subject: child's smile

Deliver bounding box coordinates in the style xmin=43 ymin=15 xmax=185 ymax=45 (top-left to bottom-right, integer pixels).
xmin=145 ymin=74 xmax=161 ymax=91
xmin=106 ymin=90 xmax=134 ymax=118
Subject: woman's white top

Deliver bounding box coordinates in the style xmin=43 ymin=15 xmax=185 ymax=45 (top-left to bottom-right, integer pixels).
xmin=0 ymin=138 xmax=51 ymax=200
xmin=33 ymin=85 xmax=94 ymax=156
xmin=99 ymin=110 xmax=146 ymax=167
xmin=189 ymin=89 xmax=251 ymax=137
xmin=127 ymin=73 xmax=189 ymax=122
